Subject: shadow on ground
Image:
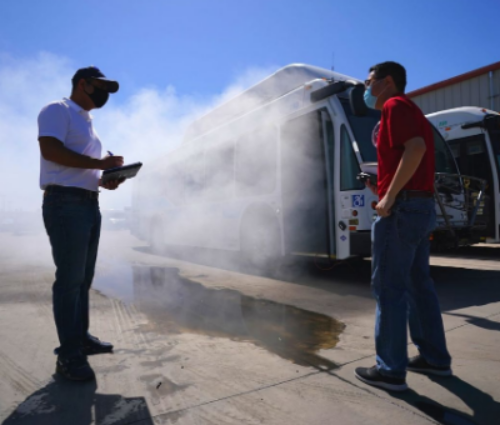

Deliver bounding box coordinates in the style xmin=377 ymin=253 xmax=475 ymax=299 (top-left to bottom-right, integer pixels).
xmin=2 ymin=375 xmax=155 ymax=425
xmin=433 ymin=245 xmax=500 ymax=261
xmin=445 ymin=312 xmax=500 ymax=331
xmin=392 ymin=375 xmax=500 ymax=425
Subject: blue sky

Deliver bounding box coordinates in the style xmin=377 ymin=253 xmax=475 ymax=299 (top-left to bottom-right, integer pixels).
xmin=2 ymin=0 xmax=499 ymax=97
xmin=0 ymin=0 xmax=499 ymax=210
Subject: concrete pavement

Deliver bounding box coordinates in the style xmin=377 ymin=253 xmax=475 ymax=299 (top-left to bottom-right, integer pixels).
xmin=0 ymin=230 xmax=499 ymax=424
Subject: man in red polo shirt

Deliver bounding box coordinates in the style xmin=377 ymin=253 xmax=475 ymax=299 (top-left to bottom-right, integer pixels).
xmin=355 ymin=62 xmax=452 ymax=391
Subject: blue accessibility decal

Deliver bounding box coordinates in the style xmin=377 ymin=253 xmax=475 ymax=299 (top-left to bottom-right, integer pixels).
xmin=352 ymin=194 xmax=365 ymax=208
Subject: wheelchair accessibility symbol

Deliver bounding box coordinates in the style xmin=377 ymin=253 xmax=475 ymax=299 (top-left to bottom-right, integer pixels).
xmin=352 ymin=194 xmax=365 ymax=208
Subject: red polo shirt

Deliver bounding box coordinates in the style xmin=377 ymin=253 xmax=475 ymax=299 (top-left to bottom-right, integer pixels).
xmin=377 ymin=94 xmax=435 ymax=199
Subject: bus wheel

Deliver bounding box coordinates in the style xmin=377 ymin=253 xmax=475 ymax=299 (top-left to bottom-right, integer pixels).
xmin=240 ymin=215 xmax=281 ymax=276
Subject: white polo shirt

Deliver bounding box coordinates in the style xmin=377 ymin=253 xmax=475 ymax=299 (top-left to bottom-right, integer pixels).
xmin=38 ymin=98 xmax=102 ymax=191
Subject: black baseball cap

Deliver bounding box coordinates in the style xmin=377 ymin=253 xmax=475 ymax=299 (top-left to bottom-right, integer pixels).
xmin=71 ymin=66 xmax=119 ymax=93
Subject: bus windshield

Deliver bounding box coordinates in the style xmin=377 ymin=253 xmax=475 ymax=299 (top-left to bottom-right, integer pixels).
xmin=340 ymin=99 xmax=379 ymax=162
xmin=487 ymin=116 xmax=500 ymax=176
xmin=340 ymin=98 xmax=458 ymax=174
xmin=433 ymin=126 xmax=458 ymax=174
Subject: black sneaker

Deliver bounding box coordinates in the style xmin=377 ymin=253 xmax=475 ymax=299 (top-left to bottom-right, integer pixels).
xmin=54 ymin=335 xmax=114 ymax=356
xmin=407 ymin=355 xmax=452 ymax=376
xmin=83 ymin=335 xmax=114 ymax=355
xmin=56 ymin=356 xmax=95 ymax=381
xmin=355 ymin=366 xmax=408 ymax=392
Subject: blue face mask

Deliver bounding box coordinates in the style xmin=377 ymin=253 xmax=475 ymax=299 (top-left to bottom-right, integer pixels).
xmin=364 ymin=86 xmax=378 ymax=110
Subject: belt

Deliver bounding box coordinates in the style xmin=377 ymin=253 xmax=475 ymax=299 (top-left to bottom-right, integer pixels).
xmin=44 ymin=185 xmax=99 ymax=199
xmin=396 ymin=190 xmax=434 ymax=200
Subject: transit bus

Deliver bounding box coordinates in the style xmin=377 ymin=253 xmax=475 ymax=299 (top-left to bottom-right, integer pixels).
xmin=131 ymin=64 xmax=468 ymax=271
xmin=427 ymin=107 xmax=500 ymax=243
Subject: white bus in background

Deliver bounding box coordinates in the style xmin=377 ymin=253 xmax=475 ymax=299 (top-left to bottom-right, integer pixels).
xmin=131 ymin=64 xmax=467 ymax=272
xmin=427 ymin=107 xmax=500 ymax=243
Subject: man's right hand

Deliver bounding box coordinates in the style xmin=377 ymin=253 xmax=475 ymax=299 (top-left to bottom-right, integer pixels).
xmin=39 ymin=137 xmax=125 ymax=171
xmin=99 ymin=155 xmax=124 ymax=170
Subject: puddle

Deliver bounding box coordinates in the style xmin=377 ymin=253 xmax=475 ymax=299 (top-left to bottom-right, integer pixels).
xmin=94 ymin=264 xmax=345 ymax=370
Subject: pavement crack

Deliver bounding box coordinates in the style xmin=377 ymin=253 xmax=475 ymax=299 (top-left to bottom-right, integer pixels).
xmin=119 ymin=371 xmax=321 ymax=425
xmin=325 ymin=371 xmax=441 ymax=425
xmin=443 ymin=310 xmax=500 ymax=334
xmin=103 ymin=309 xmax=500 ymax=425
xmin=119 ymin=365 xmax=441 ymax=425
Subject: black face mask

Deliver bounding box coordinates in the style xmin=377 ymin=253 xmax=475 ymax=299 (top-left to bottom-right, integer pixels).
xmin=84 ymin=84 xmax=109 ymax=108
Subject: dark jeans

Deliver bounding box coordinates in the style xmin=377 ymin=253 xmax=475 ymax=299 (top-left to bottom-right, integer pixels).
xmin=371 ymin=198 xmax=451 ymax=378
xmin=43 ymin=188 xmax=101 ymax=359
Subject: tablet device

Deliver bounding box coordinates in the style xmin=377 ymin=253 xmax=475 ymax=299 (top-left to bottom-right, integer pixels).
xmin=101 ymin=162 xmax=143 ymax=184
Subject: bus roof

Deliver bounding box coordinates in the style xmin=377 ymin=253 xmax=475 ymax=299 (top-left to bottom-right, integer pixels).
xmin=184 ymin=63 xmax=359 ymax=142
xmin=427 ymin=107 xmax=500 ymax=128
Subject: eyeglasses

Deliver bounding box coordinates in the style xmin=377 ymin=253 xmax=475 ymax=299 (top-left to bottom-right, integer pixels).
xmin=364 ymin=78 xmax=381 ymax=88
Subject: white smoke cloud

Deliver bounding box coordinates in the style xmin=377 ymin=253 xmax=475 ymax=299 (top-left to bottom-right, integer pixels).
xmin=0 ymin=51 xmax=337 ymax=278
xmin=0 ymin=52 xmax=71 ymax=213
xmin=0 ymin=51 xmax=274 ymax=213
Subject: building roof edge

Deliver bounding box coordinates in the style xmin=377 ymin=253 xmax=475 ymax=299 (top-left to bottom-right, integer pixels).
xmin=407 ymin=61 xmax=500 ymax=98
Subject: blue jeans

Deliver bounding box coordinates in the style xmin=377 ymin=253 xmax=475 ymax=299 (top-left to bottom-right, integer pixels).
xmin=43 ymin=189 xmax=101 ymax=359
xmin=371 ymin=198 xmax=451 ymax=378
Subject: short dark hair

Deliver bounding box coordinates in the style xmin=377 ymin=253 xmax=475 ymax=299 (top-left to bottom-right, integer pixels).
xmin=369 ymin=61 xmax=407 ymax=93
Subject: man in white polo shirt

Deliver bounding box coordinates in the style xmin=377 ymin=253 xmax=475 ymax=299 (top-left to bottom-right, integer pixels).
xmin=38 ymin=66 xmax=124 ymax=381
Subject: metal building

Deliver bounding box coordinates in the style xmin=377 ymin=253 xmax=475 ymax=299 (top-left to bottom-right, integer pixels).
xmin=407 ymin=61 xmax=500 ymax=114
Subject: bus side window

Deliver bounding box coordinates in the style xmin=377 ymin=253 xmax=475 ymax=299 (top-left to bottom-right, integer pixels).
xmin=340 ymin=126 xmax=364 ymax=191
xmin=204 ymin=144 xmax=235 ymax=200
xmin=236 ymin=126 xmax=277 ymax=197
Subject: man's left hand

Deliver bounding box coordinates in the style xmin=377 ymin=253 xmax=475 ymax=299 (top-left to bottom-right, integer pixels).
xmin=99 ymin=178 xmax=125 ymax=190
xmin=376 ymin=193 xmax=396 ymax=217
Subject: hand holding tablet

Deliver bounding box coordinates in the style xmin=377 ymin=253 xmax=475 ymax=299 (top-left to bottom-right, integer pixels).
xmin=101 ymin=162 xmax=143 ymax=185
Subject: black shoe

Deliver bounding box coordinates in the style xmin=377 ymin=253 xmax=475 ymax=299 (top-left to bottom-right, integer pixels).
xmin=56 ymin=356 xmax=95 ymax=381
xmin=407 ymin=355 xmax=452 ymax=376
xmin=54 ymin=336 xmax=113 ymax=356
xmin=355 ymin=366 xmax=408 ymax=392
xmin=83 ymin=335 xmax=114 ymax=355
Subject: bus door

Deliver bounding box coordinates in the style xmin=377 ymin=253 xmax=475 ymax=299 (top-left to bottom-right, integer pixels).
xmin=448 ymin=134 xmax=496 ymax=238
xmin=280 ymin=108 xmax=349 ymax=260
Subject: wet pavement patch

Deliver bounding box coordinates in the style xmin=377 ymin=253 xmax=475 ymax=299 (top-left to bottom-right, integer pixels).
xmin=94 ymin=264 xmax=345 ymax=370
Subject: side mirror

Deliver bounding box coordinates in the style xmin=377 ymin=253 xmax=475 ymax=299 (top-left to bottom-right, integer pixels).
xmin=484 ymin=114 xmax=500 ymax=132
xmin=349 ymin=84 xmax=367 ymax=117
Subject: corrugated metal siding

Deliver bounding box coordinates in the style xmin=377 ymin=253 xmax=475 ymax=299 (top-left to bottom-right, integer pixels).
xmin=411 ymin=69 xmax=500 ymax=114
xmin=494 ymin=68 xmax=500 ymax=110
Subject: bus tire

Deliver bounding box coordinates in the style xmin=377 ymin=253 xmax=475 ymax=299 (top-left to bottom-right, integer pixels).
xmin=240 ymin=213 xmax=281 ymax=276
